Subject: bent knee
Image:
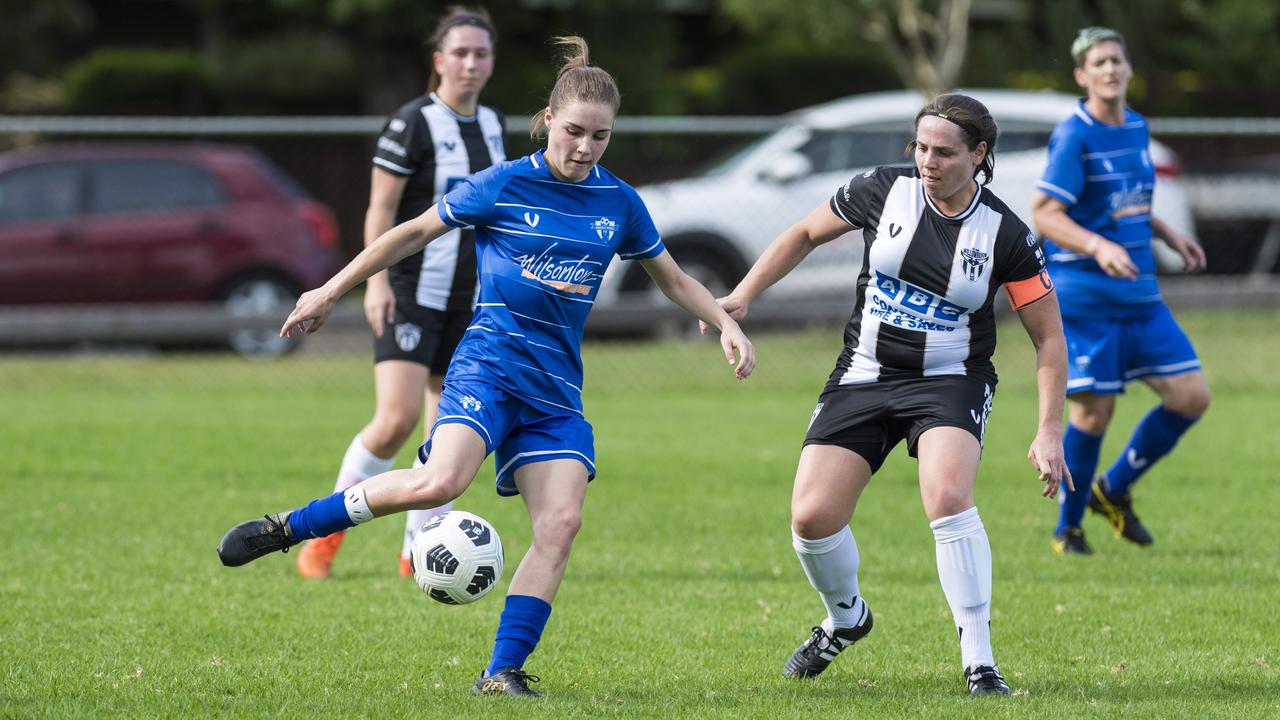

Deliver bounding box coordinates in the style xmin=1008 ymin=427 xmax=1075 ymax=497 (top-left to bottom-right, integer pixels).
xmin=365 ymin=413 xmax=421 ymax=451
xmin=405 ymin=469 xmax=467 ymax=508
xmin=1167 ymin=387 xmax=1210 ymax=418
xmin=791 ymin=502 xmax=848 ymax=540
xmin=533 ymin=509 xmax=582 ymax=548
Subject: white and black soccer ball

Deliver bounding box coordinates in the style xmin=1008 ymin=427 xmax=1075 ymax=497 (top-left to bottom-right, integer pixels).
xmin=409 ymin=510 xmax=504 ymax=605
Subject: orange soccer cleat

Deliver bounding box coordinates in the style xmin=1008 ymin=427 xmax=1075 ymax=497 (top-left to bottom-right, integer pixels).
xmin=295 ymin=530 xmax=347 ymax=579
xmin=399 ymin=553 xmax=413 ymax=578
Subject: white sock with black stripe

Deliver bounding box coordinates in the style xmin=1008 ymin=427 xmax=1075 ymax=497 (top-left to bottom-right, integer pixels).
xmin=792 ymin=527 xmax=869 ymax=630
xmin=931 ymin=507 xmax=995 ymax=669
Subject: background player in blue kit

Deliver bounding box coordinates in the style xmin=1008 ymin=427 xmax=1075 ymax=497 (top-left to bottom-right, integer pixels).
xmin=1032 ymin=27 xmax=1210 ymax=556
xmin=712 ymin=94 xmax=1070 ymax=696
xmin=295 ymin=6 xmax=505 ymax=581
xmin=216 ymin=35 xmax=754 ymax=698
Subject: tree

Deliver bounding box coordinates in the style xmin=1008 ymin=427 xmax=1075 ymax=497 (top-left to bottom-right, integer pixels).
xmin=720 ymin=0 xmax=973 ymax=96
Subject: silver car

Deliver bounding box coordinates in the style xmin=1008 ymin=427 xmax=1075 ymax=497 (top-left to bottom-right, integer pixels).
xmin=602 ymin=89 xmax=1194 ymax=307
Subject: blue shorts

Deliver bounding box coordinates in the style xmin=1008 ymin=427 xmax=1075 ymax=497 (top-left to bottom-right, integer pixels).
xmin=1063 ymin=302 xmax=1200 ymax=396
xmin=417 ymin=376 xmax=596 ymax=497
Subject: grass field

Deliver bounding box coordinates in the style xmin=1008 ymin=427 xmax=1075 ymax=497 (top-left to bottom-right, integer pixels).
xmin=2 ymin=309 xmax=1278 ymax=719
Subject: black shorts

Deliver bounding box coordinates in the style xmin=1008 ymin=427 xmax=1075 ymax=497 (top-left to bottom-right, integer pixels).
xmin=802 ymin=376 xmax=994 ymax=473
xmin=372 ymin=298 xmax=472 ymax=371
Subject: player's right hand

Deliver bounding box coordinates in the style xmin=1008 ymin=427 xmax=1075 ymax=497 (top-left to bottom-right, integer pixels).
xmin=363 ymin=276 xmax=396 ymax=338
xmin=1092 ymin=238 xmax=1139 ymax=280
xmin=281 ymin=287 xmax=337 ymax=338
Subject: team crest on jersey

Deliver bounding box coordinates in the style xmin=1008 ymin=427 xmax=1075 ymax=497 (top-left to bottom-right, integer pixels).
xmin=388 ymin=118 xmax=406 ymax=133
xmin=960 ymin=248 xmax=990 ymax=282
xmin=395 ymin=322 xmax=422 ymax=351
xmin=461 ymin=395 xmax=483 ymax=413
xmin=590 ymin=217 xmax=618 ymax=241
xmin=1025 ymin=230 xmax=1036 ymax=247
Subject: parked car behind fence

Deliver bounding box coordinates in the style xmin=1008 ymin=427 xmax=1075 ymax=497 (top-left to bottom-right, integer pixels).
xmin=0 ymin=142 xmax=340 ymax=355
xmin=600 ymin=89 xmax=1195 ymax=315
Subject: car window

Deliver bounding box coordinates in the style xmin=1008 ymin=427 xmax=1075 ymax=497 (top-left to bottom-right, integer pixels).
xmin=799 ymin=129 xmax=914 ymax=174
xmin=0 ymin=163 xmax=81 ymax=223
xmin=88 ymin=160 xmax=225 ymax=215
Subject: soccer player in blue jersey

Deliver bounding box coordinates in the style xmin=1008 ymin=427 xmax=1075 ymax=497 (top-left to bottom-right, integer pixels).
xmin=215 ymin=35 xmax=753 ymax=698
xmin=1033 ymin=27 xmax=1210 ymax=556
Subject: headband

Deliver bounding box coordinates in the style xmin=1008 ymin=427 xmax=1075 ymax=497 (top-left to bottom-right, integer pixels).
xmin=923 ymin=111 xmax=983 ymax=144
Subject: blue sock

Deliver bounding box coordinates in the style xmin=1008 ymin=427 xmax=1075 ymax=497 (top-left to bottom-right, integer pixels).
xmin=286 ymin=491 xmax=357 ymax=540
xmin=1104 ymin=406 xmax=1198 ymax=494
xmin=486 ymin=595 xmax=552 ymax=675
xmin=1056 ymin=425 xmax=1103 ymax=535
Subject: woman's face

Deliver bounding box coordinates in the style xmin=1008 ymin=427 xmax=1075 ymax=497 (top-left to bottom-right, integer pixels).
xmin=542 ymin=101 xmax=615 ymax=182
xmin=1075 ymin=39 xmax=1131 ymax=103
xmin=432 ymin=25 xmax=494 ymax=99
xmin=913 ymin=115 xmax=985 ymax=205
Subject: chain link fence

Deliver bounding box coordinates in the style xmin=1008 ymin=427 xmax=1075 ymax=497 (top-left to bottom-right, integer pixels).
xmin=1 ymin=114 xmax=1279 ymax=384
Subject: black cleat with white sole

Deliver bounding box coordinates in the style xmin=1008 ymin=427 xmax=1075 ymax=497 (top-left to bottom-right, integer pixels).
xmin=782 ymin=608 xmax=874 ymax=679
xmin=965 ymin=664 xmax=1011 ymax=696
xmin=218 ymin=513 xmax=299 ymax=567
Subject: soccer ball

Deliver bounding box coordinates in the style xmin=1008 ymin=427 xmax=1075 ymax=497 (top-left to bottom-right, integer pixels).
xmin=409 ymin=510 xmax=504 ymax=605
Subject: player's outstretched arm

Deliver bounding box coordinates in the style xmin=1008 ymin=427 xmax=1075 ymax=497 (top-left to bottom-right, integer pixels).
xmin=282 ymin=205 xmax=451 ymax=338
xmin=714 ymin=202 xmax=852 ymax=327
xmin=638 ymin=250 xmax=755 ymax=379
xmin=1015 ymin=290 xmax=1072 ymax=498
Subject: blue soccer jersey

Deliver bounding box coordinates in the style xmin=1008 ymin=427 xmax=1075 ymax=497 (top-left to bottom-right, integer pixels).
xmin=438 ymin=150 xmax=665 ymax=415
xmin=1036 ymin=100 xmax=1161 ymax=317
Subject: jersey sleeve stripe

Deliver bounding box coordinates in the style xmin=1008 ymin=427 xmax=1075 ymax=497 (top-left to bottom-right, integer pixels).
xmin=1005 ymin=270 xmax=1055 ymax=310
xmin=618 ymin=238 xmax=663 ymax=259
xmin=440 ymin=201 xmax=464 ymax=227
xmin=1035 ymin=180 xmax=1077 ymax=205
xmin=372 ymin=156 xmax=414 ymax=175
xmin=829 ymin=196 xmax=857 ymax=226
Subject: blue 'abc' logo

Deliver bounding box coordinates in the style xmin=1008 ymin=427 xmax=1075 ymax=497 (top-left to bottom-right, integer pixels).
xmin=873 ymin=271 xmax=968 ymax=321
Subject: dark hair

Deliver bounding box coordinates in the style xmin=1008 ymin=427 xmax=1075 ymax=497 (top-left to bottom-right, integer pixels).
xmin=906 ymin=93 xmax=999 ymax=185
xmin=529 ymin=36 xmax=621 ymax=139
xmin=1071 ymin=26 xmax=1127 ymax=68
xmin=426 ymin=6 xmax=497 ymax=93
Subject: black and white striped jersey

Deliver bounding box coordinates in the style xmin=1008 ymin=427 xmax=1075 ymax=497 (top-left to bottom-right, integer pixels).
xmin=372 ymin=93 xmax=506 ymax=311
xmin=825 ymin=165 xmax=1052 ymax=388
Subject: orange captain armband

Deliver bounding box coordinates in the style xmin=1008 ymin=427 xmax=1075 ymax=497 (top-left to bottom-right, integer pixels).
xmin=1005 ymin=270 xmax=1054 ymax=310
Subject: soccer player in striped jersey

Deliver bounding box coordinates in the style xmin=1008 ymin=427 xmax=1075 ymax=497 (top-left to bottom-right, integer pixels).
xmin=1033 ymin=27 xmax=1209 ymax=556
xmin=294 ymin=7 xmax=507 ymax=580
xmin=217 ymin=35 xmax=754 ymax=699
xmin=713 ymin=94 xmax=1070 ymax=696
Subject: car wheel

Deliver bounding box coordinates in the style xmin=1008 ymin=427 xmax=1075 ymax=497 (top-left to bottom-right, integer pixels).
xmin=622 ymin=245 xmax=743 ymax=338
xmin=221 ymin=275 xmax=300 ymax=357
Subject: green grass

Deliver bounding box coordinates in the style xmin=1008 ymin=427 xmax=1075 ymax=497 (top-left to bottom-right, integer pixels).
xmin=1 ymin=309 xmax=1278 ymax=718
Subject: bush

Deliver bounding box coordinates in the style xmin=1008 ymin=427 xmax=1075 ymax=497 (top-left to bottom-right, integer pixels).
xmin=62 ymin=48 xmax=212 ymax=114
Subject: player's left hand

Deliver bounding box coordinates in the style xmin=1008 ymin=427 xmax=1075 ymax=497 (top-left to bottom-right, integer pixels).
xmin=718 ymin=320 xmax=755 ymax=380
xmin=1027 ymin=432 xmax=1072 ymax=498
xmin=1164 ymin=230 xmax=1207 ymax=273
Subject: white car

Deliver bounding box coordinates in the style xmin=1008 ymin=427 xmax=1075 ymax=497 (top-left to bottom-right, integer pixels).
xmin=601 ymin=89 xmax=1193 ymax=307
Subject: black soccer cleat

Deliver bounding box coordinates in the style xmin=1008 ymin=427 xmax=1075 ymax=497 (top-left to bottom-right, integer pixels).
xmin=473 ymin=667 xmax=543 ymax=698
xmin=1087 ymin=480 xmax=1154 ymax=546
xmin=965 ymin=664 xmax=1011 ymax=696
xmin=782 ymin=609 xmax=874 ymax=679
xmin=1051 ymin=527 xmax=1094 ymax=556
xmin=217 ymin=513 xmax=299 ymax=567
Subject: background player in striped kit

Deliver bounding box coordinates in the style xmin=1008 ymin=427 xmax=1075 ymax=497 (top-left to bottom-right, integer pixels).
xmin=1032 ymin=27 xmax=1210 ymax=556
xmin=294 ymin=7 xmax=507 ymax=580
xmin=218 ymin=35 xmax=754 ymax=698
xmin=711 ymin=94 xmax=1070 ymax=696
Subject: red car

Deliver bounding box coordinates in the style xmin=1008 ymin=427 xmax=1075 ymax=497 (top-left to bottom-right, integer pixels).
xmin=0 ymin=143 xmax=341 ymax=355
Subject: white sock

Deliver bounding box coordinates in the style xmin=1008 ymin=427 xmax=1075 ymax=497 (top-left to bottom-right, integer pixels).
xmin=333 ymin=433 xmax=395 ymax=493
xmin=931 ymin=507 xmax=994 ymax=669
xmin=401 ymin=453 xmax=452 ymax=557
xmin=792 ymin=527 xmax=869 ymax=629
